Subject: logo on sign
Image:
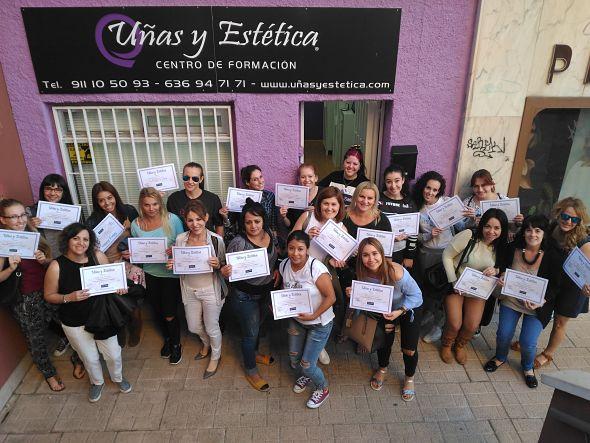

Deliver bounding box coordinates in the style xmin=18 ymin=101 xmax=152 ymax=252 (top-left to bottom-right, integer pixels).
xmin=95 ymin=14 xmax=144 ymax=68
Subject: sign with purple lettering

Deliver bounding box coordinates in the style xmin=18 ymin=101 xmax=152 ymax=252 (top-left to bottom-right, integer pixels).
xmin=22 ymin=7 xmax=400 ymax=94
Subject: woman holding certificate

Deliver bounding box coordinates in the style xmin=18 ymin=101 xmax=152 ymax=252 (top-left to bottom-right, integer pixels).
xmin=221 ymin=198 xmax=280 ymax=392
xmin=169 ymin=200 xmax=227 ymax=379
xmin=44 ymin=223 xmax=131 ymax=402
xmin=28 ymin=174 xmax=76 ymax=255
xmin=0 ymin=198 xmax=63 ymax=392
xmin=413 ymin=171 xmax=456 ymax=343
xmin=378 ymin=164 xmax=419 ymax=267
xmin=440 ymin=208 xmax=509 ymax=365
xmin=131 ymin=188 xmax=185 ymax=364
xmin=483 ymin=215 xmax=563 ymax=388
xmin=353 ymin=237 xmax=422 ymax=401
xmin=279 ymin=230 xmax=336 ymax=408
xmin=87 ymin=182 xmax=144 ymax=348
xmin=283 ymin=163 xmax=323 ymax=229
xmin=521 ymin=198 xmax=590 ymax=369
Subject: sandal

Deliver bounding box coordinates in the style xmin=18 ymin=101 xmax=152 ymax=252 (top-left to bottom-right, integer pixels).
xmin=370 ymin=368 xmax=387 ymax=391
xmin=45 ymin=376 xmax=65 ymax=392
xmin=511 ymin=341 xmax=521 ymax=352
xmin=245 ymin=374 xmax=270 ymax=392
xmin=533 ymin=351 xmax=553 ymax=369
xmin=255 ymin=354 xmax=275 ymax=366
xmin=401 ymin=379 xmax=415 ymax=402
xmin=71 ymin=353 xmax=86 ymax=380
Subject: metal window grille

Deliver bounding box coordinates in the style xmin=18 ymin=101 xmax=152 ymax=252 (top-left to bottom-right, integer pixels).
xmin=52 ymin=105 xmax=236 ymax=217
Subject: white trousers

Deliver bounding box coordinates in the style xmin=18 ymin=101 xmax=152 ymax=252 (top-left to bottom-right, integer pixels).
xmin=62 ymin=324 xmax=122 ymax=386
xmin=183 ymin=289 xmax=224 ymax=360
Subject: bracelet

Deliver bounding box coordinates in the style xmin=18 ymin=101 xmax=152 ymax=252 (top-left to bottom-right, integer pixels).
xmin=63 ymin=295 xmax=69 ymax=304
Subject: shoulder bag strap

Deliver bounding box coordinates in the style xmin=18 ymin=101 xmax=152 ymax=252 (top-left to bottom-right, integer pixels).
xmin=455 ymin=238 xmax=475 ymax=274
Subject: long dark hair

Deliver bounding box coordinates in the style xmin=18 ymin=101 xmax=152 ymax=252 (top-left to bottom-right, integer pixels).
xmin=475 ymin=209 xmax=509 ymax=265
xmin=382 ymin=163 xmax=410 ymax=197
xmin=38 ymin=174 xmax=73 ymax=205
xmin=91 ymin=181 xmax=126 ymax=223
xmin=513 ymin=214 xmax=551 ymax=251
xmin=238 ymin=198 xmax=271 ymax=237
xmin=412 ymin=171 xmax=446 ymax=208
xmin=58 ymin=222 xmax=97 ymax=256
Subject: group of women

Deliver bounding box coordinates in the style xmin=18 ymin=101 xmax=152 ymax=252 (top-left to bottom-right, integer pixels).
xmin=0 ymin=145 xmax=589 ymax=409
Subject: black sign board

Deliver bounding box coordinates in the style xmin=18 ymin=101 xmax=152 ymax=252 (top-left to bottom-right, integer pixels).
xmin=22 ymin=7 xmax=400 ymax=94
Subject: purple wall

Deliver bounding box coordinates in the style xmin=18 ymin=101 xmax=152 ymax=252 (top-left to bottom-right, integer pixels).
xmin=0 ymin=0 xmax=477 ymax=197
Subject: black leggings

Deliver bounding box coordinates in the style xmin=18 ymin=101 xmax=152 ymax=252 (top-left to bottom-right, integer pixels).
xmin=145 ymin=274 xmax=181 ymax=345
xmin=377 ymin=305 xmax=422 ymax=376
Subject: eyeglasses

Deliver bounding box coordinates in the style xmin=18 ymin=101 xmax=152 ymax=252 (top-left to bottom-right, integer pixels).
xmin=2 ymin=213 xmax=28 ymax=221
xmin=182 ymin=175 xmax=201 ymax=183
xmin=44 ymin=186 xmax=63 ymax=193
xmin=560 ymin=213 xmax=581 ymax=224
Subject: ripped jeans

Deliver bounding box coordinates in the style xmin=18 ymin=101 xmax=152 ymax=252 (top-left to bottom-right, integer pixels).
xmin=288 ymin=319 xmax=332 ymax=390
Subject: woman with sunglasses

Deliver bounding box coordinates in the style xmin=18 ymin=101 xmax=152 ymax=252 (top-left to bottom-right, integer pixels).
xmin=167 ymin=162 xmax=224 ymax=236
xmin=0 ymin=198 xmax=63 ymax=391
xmin=516 ymin=197 xmax=590 ymax=369
xmin=318 ymin=146 xmax=369 ymax=206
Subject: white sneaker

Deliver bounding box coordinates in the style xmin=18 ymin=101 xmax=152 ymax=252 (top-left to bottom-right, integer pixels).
xmin=422 ymin=324 xmax=442 ymax=343
xmin=318 ymin=348 xmax=330 ymax=365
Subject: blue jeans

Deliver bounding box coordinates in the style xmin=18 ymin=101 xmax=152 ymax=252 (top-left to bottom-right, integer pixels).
xmin=229 ymin=288 xmax=268 ymax=375
xmin=496 ymin=303 xmax=543 ymax=371
xmin=287 ymin=319 xmax=332 ymax=390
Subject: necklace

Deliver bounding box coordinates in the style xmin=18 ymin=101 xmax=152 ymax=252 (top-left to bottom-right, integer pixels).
xmin=521 ymin=248 xmax=542 ymax=266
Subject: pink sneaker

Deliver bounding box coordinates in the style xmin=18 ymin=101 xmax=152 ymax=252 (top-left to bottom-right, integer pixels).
xmin=306 ymin=388 xmax=329 ymax=409
xmin=293 ymin=376 xmax=311 ymax=394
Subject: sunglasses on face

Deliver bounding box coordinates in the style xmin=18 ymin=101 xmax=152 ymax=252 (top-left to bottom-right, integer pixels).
xmin=182 ymin=175 xmax=201 ymax=183
xmin=560 ymin=213 xmax=581 ymax=224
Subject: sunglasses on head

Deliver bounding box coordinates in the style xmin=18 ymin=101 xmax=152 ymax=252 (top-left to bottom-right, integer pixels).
xmin=182 ymin=175 xmax=201 ymax=183
xmin=560 ymin=212 xmax=581 ymax=224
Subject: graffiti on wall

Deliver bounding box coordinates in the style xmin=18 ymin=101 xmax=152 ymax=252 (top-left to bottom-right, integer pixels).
xmin=466 ymin=136 xmax=506 ymax=158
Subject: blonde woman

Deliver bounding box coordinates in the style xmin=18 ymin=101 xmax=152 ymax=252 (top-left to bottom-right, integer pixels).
xmin=131 ymin=188 xmax=184 ymax=364
xmin=517 ymin=197 xmax=590 ymax=368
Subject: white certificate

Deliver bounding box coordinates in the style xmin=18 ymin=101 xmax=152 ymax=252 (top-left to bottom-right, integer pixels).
xmin=226 ymin=248 xmax=270 ymax=282
xmin=128 ymin=237 xmax=168 ymax=264
xmin=80 ymin=262 xmax=127 ymax=296
xmin=356 ymin=228 xmax=395 ymax=257
xmin=225 ymin=187 xmax=263 ymax=212
xmin=329 ymin=181 xmax=356 ymax=197
xmin=454 ymin=267 xmax=498 ymax=300
xmin=501 ymin=269 xmax=548 ymax=305
xmin=93 ymin=213 xmax=125 ymax=253
xmin=0 ymin=229 xmax=40 ymax=259
xmin=480 ymin=198 xmax=520 ymax=221
xmin=426 ymin=195 xmax=465 ymax=230
xmin=314 ymin=219 xmax=358 ymax=262
xmin=271 ymin=289 xmax=313 ymax=320
xmin=386 ymin=212 xmax=420 ymax=236
xmin=349 ymin=280 xmax=394 ymax=314
xmin=137 ymin=163 xmax=179 ymax=192
xmin=563 ymin=247 xmax=590 ymax=290
xmin=172 ymin=246 xmax=213 ymax=274
xmin=275 ymin=183 xmax=309 ymax=210
xmin=36 ymin=201 xmax=81 ymax=231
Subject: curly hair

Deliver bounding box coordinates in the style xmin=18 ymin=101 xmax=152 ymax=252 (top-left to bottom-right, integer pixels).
xmin=58 ymin=222 xmax=97 ymax=256
xmin=412 ymin=171 xmax=446 ymax=209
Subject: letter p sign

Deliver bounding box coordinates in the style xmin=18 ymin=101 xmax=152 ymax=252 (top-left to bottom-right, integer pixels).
xmin=547 ymin=44 xmax=572 ymax=84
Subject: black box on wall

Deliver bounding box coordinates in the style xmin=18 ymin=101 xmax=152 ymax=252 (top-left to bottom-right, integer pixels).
xmin=390 ymin=145 xmax=418 ymax=180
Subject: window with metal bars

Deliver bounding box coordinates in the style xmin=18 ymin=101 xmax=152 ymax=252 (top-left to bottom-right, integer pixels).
xmin=52 ymin=106 xmax=236 ymax=217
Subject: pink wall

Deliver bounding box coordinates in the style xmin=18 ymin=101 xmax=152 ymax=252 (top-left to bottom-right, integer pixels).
xmin=0 ymin=0 xmax=477 ymax=196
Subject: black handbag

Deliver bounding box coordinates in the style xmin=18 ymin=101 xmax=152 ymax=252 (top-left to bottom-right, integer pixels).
xmin=0 ymin=262 xmax=21 ymax=307
xmin=424 ymin=238 xmax=475 ymax=295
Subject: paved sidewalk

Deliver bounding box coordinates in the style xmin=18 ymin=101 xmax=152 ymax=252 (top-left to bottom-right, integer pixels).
xmin=1 ymin=309 xmax=589 ymax=443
